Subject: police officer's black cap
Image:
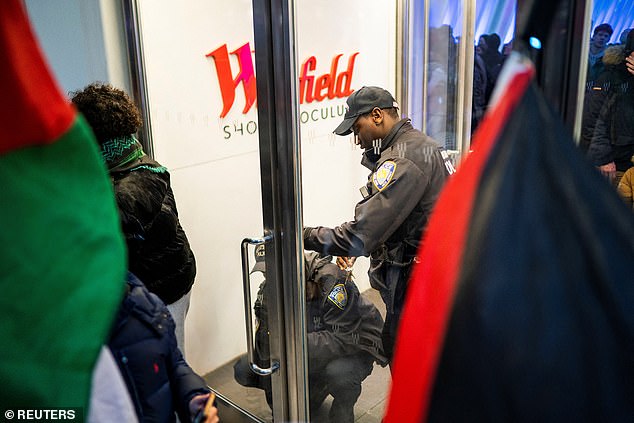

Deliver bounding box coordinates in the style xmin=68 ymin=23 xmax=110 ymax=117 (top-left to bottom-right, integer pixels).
xmin=333 ymin=86 xmax=399 ymax=136
xmin=251 ymin=244 xmax=266 ymax=274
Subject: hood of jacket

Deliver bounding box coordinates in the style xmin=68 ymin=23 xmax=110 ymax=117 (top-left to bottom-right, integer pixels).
xmin=603 ymin=45 xmax=625 ymax=66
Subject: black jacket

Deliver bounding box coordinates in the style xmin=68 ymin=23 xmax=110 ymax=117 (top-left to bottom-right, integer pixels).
xmin=581 ymin=45 xmax=623 ymax=153
xmin=113 ymin=166 xmax=196 ymax=305
xmin=305 ymin=120 xmax=448 ymax=313
xmin=252 ymin=253 xmax=387 ymax=370
xmin=304 ymin=252 xmax=387 ymax=368
xmin=108 ymin=273 xmax=208 ymax=423
xmin=483 ymin=54 xmax=503 ymax=104
xmin=586 ymin=45 xmax=634 ymax=171
xmin=472 ymin=53 xmax=488 ymax=132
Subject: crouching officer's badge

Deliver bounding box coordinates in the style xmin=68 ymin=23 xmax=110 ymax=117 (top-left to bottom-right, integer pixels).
xmin=328 ymin=284 xmax=348 ymax=310
xmin=373 ymin=160 xmax=396 ymax=191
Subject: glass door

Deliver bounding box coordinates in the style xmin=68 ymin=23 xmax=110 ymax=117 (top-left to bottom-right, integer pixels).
xmin=293 ymin=1 xmax=397 ymax=422
xmin=123 ymin=0 xmax=303 ymax=421
xmin=250 ymin=1 xmax=400 ymax=420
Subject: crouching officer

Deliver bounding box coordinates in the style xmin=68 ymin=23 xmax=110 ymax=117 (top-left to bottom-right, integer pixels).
xmin=234 ymin=246 xmax=387 ymax=423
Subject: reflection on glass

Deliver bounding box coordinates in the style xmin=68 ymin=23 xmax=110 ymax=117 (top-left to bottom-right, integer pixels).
xmin=231 ymin=244 xmax=273 ymax=422
xmin=472 ymin=0 xmax=516 ymax=134
xmin=418 ymin=0 xmax=516 ymax=141
xmin=427 ymin=25 xmax=457 ymax=149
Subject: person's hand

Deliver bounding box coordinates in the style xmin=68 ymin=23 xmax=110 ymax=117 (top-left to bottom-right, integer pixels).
xmin=336 ymin=256 xmax=356 ymax=271
xmin=599 ymin=162 xmax=616 ymax=182
xmin=190 ymin=393 xmax=219 ymax=423
xmin=626 ymin=52 xmax=634 ymax=76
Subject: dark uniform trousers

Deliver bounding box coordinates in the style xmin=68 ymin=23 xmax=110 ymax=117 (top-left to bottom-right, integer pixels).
xmin=310 ymin=352 xmax=375 ymax=423
xmin=233 ymin=351 xmax=374 ymax=423
xmin=380 ymin=265 xmax=410 ymax=361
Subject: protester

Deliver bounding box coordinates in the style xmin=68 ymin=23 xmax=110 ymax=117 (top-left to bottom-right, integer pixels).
xmin=71 ymin=83 xmax=197 ymax=353
xmin=109 ymin=272 xmax=219 ymax=423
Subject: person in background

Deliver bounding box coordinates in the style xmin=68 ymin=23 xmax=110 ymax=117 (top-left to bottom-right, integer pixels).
xmin=472 ymin=46 xmax=488 ymax=133
xmin=618 ymin=28 xmax=631 ymax=46
xmin=587 ymin=30 xmax=634 ymax=185
xmin=303 ymin=86 xmax=449 ymax=363
xmin=580 ymin=29 xmax=628 ymax=154
xmin=587 ymin=23 xmax=614 ymax=82
xmin=615 ymin=35 xmax=634 ymax=206
xmin=71 ymin=83 xmax=196 ymax=354
xmin=477 ymin=33 xmax=504 ymax=106
xmin=109 ymin=272 xmax=219 ymax=423
xmin=234 ymin=247 xmax=386 ymax=423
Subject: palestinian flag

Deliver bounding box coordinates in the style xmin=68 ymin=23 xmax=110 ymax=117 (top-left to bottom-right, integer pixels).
xmin=0 ymin=0 xmax=126 ymax=410
xmin=384 ymin=54 xmax=634 ymax=422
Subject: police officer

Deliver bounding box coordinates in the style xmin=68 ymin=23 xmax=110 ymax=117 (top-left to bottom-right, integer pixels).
xmin=234 ymin=247 xmax=386 ymax=423
xmin=303 ymin=86 xmax=449 ymax=362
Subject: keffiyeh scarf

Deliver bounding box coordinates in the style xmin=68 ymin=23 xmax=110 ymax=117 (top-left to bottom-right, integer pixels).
xmin=101 ymin=135 xmax=166 ymax=174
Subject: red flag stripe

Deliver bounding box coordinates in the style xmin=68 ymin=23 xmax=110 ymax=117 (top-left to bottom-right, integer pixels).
xmin=384 ymin=56 xmax=535 ymax=423
xmin=0 ymin=0 xmax=75 ymax=154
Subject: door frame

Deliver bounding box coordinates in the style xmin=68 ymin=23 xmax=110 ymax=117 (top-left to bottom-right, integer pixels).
xmin=251 ymin=0 xmax=309 ymax=421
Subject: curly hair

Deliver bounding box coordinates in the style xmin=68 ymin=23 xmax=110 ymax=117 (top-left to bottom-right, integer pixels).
xmin=70 ymin=83 xmax=142 ymax=145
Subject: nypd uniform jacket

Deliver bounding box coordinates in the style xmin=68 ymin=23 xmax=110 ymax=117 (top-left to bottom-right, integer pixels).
xmin=249 ymin=252 xmax=387 ymax=370
xmin=305 ymin=253 xmax=387 ymax=368
xmin=304 ymin=119 xmax=448 ymax=314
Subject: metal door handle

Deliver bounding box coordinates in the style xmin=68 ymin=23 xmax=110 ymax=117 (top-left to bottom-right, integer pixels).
xmin=240 ymin=233 xmax=279 ymax=376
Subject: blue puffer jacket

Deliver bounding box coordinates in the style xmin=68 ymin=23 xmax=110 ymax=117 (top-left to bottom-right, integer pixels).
xmin=108 ymin=273 xmax=208 ymax=423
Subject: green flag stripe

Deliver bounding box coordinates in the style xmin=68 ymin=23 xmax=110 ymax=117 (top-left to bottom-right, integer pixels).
xmin=0 ymin=116 xmax=126 ymax=408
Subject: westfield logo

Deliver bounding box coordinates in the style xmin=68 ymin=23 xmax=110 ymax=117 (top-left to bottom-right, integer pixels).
xmin=207 ymin=42 xmax=359 ymax=118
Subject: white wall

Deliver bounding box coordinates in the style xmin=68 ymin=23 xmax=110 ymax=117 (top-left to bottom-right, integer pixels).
xmin=25 ymin=0 xmax=129 ymax=94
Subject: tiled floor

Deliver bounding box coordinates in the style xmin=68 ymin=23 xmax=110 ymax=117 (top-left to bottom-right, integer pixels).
xmin=203 ymin=289 xmax=390 ymax=422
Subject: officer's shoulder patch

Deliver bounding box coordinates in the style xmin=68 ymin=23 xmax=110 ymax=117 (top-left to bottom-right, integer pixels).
xmin=373 ymin=160 xmax=397 ymax=191
xmin=327 ymin=284 xmax=348 ymax=310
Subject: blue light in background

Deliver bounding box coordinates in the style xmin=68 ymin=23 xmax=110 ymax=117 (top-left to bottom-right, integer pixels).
xmin=591 ymin=0 xmax=634 ymax=44
xmin=428 ymin=0 xmax=517 ymax=45
xmin=529 ymin=37 xmax=542 ymax=49
xmin=474 ymin=0 xmax=516 ymax=44
xmin=427 ymin=0 xmax=632 ymax=50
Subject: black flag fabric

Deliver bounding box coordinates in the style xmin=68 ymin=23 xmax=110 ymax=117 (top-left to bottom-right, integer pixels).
xmin=384 ymin=54 xmax=634 ymax=423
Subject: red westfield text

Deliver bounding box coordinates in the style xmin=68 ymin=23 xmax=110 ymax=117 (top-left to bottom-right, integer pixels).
xmin=207 ymin=42 xmax=358 ymax=117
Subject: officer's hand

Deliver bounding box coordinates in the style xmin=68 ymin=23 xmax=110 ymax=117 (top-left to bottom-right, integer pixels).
xmin=336 ymin=256 xmax=356 ymax=271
